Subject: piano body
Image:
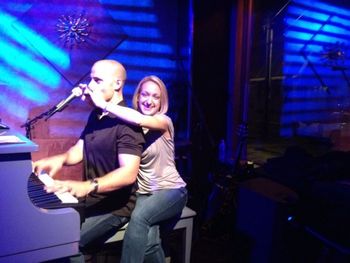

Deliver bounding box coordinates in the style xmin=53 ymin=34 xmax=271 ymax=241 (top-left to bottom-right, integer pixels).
xmin=0 ymin=133 xmax=80 ymax=263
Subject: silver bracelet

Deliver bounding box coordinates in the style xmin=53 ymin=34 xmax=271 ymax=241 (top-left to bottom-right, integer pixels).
xmin=90 ymin=178 xmax=99 ymax=194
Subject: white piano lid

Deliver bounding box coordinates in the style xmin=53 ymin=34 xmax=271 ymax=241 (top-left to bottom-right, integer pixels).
xmin=0 ymin=131 xmax=38 ymax=154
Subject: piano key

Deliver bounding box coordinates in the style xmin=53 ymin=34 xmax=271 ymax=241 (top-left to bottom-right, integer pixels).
xmin=38 ymin=172 xmax=79 ymax=204
xmin=28 ymin=173 xmax=78 ymax=209
xmin=28 ymin=173 xmax=61 ymax=206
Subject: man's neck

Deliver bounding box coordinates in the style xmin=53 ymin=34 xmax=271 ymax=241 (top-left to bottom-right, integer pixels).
xmin=109 ymin=92 xmax=123 ymax=105
xmin=97 ymin=93 xmax=122 ymax=119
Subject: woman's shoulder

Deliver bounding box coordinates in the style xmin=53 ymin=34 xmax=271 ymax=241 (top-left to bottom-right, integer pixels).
xmin=155 ymin=114 xmax=172 ymax=124
xmin=154 ymin=114 xmax=174 ymax=137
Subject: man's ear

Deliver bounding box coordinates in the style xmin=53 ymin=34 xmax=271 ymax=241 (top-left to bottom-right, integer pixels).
xmin=114 ymin=80 xmax=122 ymax=91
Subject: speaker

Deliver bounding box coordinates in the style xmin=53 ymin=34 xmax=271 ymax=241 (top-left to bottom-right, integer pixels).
xmin=234 ymin=177 xmax=298 ymax=263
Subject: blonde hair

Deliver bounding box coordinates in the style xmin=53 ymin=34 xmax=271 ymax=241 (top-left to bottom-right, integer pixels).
xmin=132 ymin=75 xmax=169 ymax=114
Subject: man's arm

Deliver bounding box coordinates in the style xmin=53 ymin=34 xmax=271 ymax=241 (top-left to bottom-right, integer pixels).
xmin=63 ymin=139 xmax=85 ymax=165
xmin=33 ymin=139 xmax=84 ymax=177
xmin=94 ymin=153 xmax=140 ymax=192
xmin=45 ymin=153 xmax=140 ymax=197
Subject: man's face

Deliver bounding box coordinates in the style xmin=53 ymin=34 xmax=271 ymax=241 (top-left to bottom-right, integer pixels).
xmin=87 ymin=62 xmax=116 ymax=102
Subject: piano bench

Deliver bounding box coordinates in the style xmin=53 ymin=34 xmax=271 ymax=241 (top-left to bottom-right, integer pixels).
xmin=105 ymin=206 xmax=196 ymax=263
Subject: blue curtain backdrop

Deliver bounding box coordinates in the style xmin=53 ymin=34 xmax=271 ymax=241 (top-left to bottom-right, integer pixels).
xmin=0 ymin=0 xmax=191 ymax=140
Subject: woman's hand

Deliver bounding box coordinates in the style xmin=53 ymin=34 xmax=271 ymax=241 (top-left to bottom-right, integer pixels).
xmin=71 ymin=83 xmax=88 ymax=100
xmin=86 ymin=87 xmax=107 ymax=109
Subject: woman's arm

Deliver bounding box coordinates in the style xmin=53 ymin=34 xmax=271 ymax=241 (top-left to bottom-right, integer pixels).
xmin=88 ymin=88 xmax=168 ymax=131
xmin=105 ymin=103 xmax=168 ymax=131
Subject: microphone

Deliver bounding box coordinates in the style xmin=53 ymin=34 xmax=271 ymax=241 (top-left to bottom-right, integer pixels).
xmin=45 ymin=88 xmax=83 ymax=119
xmin=55 ymin=88 xmax=83 ymax=112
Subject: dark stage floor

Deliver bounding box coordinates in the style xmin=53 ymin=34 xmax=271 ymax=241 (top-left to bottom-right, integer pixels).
xmin=185 ymin=135 xmax=349 ymax=263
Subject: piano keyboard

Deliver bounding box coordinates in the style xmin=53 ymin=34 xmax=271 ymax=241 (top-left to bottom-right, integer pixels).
xmin=28 ymin=173 xmax=78 ymax=209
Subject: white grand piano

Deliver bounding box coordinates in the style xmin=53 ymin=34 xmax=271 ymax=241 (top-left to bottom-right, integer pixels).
xmin=0 ymin=132 xmax=80 ymax=263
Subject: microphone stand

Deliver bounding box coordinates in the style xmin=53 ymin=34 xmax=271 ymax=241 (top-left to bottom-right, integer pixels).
xmin=21 ymin=101 xmax=69 ymax=139
xmin=262 ymin=1 xmax=291 ymax=138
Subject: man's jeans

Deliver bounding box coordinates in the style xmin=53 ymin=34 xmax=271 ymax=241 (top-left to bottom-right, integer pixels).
xmin=70 ymin=212 xmax=129 ymax=263
xmin=121 ymin=187 xmax=188 ymax=263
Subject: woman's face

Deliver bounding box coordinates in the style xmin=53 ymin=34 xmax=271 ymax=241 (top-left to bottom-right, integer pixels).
xmin=138 ymin=81 xmax=161 ymax=116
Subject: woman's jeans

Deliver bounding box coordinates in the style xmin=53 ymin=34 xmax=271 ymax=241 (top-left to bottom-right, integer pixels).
xmin=121 ymin=187 xmax=188 ymax=263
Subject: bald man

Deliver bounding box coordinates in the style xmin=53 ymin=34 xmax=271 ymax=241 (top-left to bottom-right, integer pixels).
xmin=33 ymin=60 xmax=145 ymax=262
